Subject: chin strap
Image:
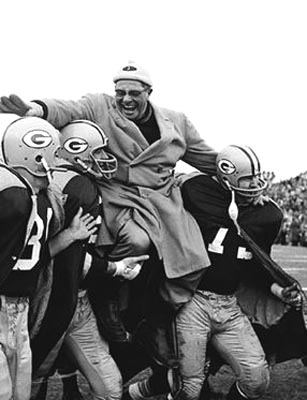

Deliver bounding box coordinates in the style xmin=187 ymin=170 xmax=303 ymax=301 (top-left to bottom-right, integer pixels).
xmin=228 ymin=190 xmax=241 ymax=236
xmin=224 ymin=180 xmax=241 ymax=236
xmin=40 ymin=157 xmax=53 ymax=184
xmin=40 ymin=157 xmax=67 ymax=184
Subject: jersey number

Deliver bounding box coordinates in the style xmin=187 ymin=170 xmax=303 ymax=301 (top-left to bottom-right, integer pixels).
xmin=208 ymin=228 xmax=252 ymax=260
xmin=13 ymin=209 xmax=53 ymax=271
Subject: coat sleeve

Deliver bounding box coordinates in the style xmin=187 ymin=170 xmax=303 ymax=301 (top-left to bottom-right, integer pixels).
xmin=181 ymin=115 xmax=217 ymax=175
xmin=41 ymin=93 xmax=106 ymax=129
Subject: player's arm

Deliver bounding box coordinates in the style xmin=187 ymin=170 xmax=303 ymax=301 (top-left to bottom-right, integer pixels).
xmin=49 ymin=207 xmax=98 ymax=257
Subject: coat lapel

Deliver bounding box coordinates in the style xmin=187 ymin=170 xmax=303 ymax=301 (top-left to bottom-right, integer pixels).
xmin=109 ymin=101 xmax=177 ymax=164
xmin=131 ymin=104 xmax=176 ymax=165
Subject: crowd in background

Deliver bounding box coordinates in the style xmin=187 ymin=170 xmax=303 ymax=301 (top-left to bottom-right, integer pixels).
xmin=265 ymin=171 xmax=307 ymax=246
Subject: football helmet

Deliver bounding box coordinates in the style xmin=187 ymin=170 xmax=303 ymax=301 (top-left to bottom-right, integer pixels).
xmin=1 ymin=116 xmax=61 ymax=179
xmin=58 ymin=120 xmax=117 ymax=180
xmin=216 ymin=145 xmax=267 ymax=198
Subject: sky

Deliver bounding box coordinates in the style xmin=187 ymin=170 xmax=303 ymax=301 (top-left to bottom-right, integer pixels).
xmin=0 ymin=0 xmax=307 ymax=181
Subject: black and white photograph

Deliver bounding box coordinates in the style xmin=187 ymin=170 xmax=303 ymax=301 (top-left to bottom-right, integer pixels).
xmin=1 ymin=1 xmax=307 ymax=399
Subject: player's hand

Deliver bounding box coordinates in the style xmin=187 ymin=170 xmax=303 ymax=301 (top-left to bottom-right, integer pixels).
xmin=110 ymin=254 xmax=150 ymax=280
xmin=67 ymin=207 xmax=98 ymax=241
xmin=48 ymin=208 xmax=99 ymax=257
xmin=281 ymin=283 xmax=302 ymax=308
xmin=271 ymin=282 xmax=302 ymax=308
xmin=0 ymin=94 xmax=43 ymax=116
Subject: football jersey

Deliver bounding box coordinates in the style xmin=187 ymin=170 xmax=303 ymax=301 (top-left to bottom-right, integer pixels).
xmin=49 ymin=168 xmax=101 ymax=287
xmin=51 ymin=168 xmax=101 ymax=275
xmin=0 ymin=168 xmax=53 ymax=297
xmin=31 ymin=167 xmax=101 ymax=372
xmin=54 ymin=168 xmax=100 ymax=228
xmin=181 ymin=174 xmax=283 ymax=294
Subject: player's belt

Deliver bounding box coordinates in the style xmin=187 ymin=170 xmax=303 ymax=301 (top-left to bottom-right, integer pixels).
xmin=196 ymin=290 xmax=235 ymax=302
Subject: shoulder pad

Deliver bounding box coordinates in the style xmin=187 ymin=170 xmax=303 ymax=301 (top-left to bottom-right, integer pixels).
xmin=268 ymin=197 xmax=283 ymax=213
xmin=176 ymin=171 xmax=207 ymax=186
xmin=52 ymin=169 xmax=80 ymax=192
xmin=0 ymin=164 xmax=27 ymax=191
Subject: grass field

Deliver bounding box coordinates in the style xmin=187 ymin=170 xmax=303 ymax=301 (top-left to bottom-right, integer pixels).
xmin=46 ymin=244 xmax=307 ymax=399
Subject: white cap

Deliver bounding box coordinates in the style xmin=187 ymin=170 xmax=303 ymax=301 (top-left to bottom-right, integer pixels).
xmin=113 ymin=61 xmax=152 ymax=87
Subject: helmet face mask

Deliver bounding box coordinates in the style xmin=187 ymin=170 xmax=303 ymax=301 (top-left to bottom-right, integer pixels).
xmin=216 ymin=145 xmax=267 ymax=200
xmin=89 ymin=146 xmax=117 ymax=180
xmin=59 ymin=120 xmax=117 ymax=180
xmin=1 ymin=117 xmax=61 ymax=180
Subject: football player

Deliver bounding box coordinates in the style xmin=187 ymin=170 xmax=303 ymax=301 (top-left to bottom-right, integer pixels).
xmin=0 ymin=117 xmax=97 ymax=400
xmin=172 ymin=144 xmax=304 ymax=400
xmin=29 ymin=120 xmax=149 ymax=400
xmin=126 ymin=145 xmax=306 ymax=400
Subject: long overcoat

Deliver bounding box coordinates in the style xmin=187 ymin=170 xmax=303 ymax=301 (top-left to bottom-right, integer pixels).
xmin=43 ymin=93 xmax=217 ymax=279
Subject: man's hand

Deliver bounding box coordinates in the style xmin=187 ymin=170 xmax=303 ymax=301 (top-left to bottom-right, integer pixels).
xmin=271 ymin=282 xmax=302 ymax=308
xmin=67 ymin=207 xmax=98 ymax=241
xmin=0 ymin=94 xmax=43 ymax=116
xmin=49 ymin=207 xmax=98 ymax=257
xmin=109 ymin=254 xmax=150 ymax=280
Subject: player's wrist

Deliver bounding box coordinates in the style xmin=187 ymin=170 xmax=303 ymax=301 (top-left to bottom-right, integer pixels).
xmin=61 ymin=227 xmax=77 ymax=245
xmin=31 ymin=100 xmax=46 ymax=118
xmin=107 ymin=261 xmax=118 ymax=276
xmin=270 ymin=283 xmax=284 ymax=299
xmin=110 ymin=260 xmax=126 ymax=277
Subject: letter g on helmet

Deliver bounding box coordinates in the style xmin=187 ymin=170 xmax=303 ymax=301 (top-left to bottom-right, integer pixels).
xmin=217 ymin=159 xmax=236 ymax=175
xmin=63 ymin=137 xmax=89 ymax=154
xmin=22 ymin=130 xmax=53 ymax=148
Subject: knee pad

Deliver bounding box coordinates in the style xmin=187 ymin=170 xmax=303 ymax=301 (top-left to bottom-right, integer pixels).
xmin=31 ymin=379 xmax=48 ymax=400
xmin=92 ymin=379 xmax=123 ymax=400
xmin=170 ymin=368 xmax=204 ymax=400
xmin=238 ymin=363 xmax=270 ymax=398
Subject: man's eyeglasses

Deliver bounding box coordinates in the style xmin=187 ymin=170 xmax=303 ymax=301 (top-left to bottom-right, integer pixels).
xmin=115 ymin=89 xmax=147 ymax=98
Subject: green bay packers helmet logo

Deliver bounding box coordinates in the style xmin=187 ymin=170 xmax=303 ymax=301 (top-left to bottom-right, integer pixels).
xmin=63 ymin=137 xmax=89 ymax=154
xmin=22 ymin=130 xmax=53 ymax=148
xmin=217 ymin=159 xmax=236 ymax=175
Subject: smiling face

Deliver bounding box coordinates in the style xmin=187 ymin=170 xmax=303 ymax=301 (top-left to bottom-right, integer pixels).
xmin=114 ymin=80 xmax=151 ymax=121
